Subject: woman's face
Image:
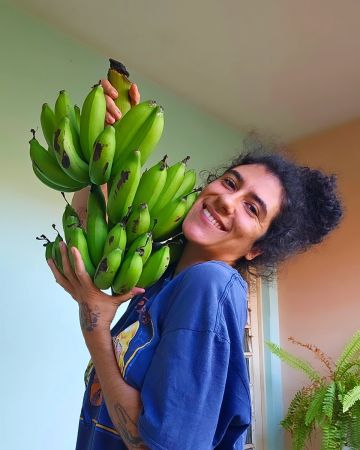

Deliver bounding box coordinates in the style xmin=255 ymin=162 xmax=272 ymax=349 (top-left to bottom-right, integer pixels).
xmin=182 ymin=163 xmax=284 ymax=265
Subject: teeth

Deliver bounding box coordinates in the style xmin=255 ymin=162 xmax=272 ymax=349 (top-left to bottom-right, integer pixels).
xmin=204 ymin=208 xmax=222 ymax=230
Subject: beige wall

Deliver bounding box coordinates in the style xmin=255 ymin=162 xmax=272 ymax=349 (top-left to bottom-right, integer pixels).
xmin=278 ymin=119 xmax=360 ymax=449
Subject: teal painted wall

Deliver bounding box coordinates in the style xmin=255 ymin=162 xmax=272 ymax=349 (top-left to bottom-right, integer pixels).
xmin=0 ymin=2 xmax=250 ymax=449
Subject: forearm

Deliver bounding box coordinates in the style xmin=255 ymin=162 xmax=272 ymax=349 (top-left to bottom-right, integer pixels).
xmin=71 ymin=184 xmax=108 ymax=226
xmin=81 ymin=306 xmax=149 ymax=450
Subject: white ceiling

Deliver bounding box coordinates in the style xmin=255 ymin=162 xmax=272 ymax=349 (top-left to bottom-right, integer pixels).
xmin=13 ymin=0 xmax=360 ymax=141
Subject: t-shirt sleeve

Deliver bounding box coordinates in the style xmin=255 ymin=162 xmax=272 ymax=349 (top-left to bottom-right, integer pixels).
xmin=137 ymin=262 xmax=249 ymax=450
xmin=138 ymin=328 xmax=230 ymax=450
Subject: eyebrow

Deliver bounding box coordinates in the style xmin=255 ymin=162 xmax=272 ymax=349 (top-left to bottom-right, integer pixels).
xmin=226 ymin=169 xmax=268 ymax=218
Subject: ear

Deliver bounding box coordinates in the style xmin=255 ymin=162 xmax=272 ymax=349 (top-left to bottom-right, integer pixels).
xmin=244 ymin=246 xmax=262 ymax=261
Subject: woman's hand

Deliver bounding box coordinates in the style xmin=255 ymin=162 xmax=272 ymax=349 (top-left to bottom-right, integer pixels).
xmin=47 ymin=241 xmax=145 ymax=334
xmin=101 ymin=79 xmax=140 ymax=125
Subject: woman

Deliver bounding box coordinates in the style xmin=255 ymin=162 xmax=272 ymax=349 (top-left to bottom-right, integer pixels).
xmin=48 ymin=80 xmax=343 ymax=450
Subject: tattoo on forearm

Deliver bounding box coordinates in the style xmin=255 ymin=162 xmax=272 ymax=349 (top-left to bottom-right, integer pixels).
xmin=113 ymin=402 xmax=148 ymax=449
xmin=79 ymin=303 xmax=100 ymax=332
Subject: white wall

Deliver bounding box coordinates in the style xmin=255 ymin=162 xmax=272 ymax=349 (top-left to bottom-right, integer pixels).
xmin=0 ymin=1 xmax=244 ymax=449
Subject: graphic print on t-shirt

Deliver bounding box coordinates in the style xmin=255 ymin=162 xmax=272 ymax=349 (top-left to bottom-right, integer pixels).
xmin=85 ymin=296 xmax=154 ymax=407
xmin=113 ymin=321 xmax=140 ymax=374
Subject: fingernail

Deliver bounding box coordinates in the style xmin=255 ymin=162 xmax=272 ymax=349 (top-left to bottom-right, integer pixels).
xmin=112 ymin=89 xmax=118 ymax=97
xmin=60 ymin=241 xmax=66 ymax=249
xmin=71 ymin=247 xmax=76 ymax=254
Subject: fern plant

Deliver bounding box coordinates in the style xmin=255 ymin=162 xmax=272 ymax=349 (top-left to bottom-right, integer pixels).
xmin=267 ymin=330 xmax=360 ymax=450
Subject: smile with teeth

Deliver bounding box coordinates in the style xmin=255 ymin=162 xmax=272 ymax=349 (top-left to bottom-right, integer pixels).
xmin=203 ymin=207 xmax=224 ymax=230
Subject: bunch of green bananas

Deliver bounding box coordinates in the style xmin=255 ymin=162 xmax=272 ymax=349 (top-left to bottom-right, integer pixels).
xmin=38 ymin=154 xmax=199 ymax=291
xmin=30 ymin=83 xmax=165 ymax=192
xmin=33 ymin=59 xmax=200 ymax=292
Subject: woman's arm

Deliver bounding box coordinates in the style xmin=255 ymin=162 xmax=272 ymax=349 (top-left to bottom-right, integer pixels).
xmin=83 ymin=324 xmax=149 ymax=449
xmin=71 ymin=184 xmax=107 ymax=227
xmin=48 ymin=241 xmax=148 ymax=450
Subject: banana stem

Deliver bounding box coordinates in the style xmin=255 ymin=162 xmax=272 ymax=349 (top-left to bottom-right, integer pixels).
xmin=36 ymin=234 xmax=50 ymax=244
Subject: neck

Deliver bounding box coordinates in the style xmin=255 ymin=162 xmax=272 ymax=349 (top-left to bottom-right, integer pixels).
xmin=173 ymin=242 xmax=233 ymax=276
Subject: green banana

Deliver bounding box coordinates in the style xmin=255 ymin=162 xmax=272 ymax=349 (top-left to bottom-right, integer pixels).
xmin=107 ymin=150 xmax=141 ymax=225
xmin=30 ymin=132 xmax=87 ymax=191
xmin=127 ymin=232 xmax=153 ymax=264
xmin=94 ymin=248 xmax=123 ymax=290
xmin=108 ymin=58 xmax=132 ymax=116
xmin=86 ymin=185 xmax=108 ymax=266
xmin=173 ymin=169 xmax=197 ymax=200
xmin=67 ymin=226 xmax=95 ymax=277
xmin=126 ymin=203 xmax=150 ymax=244
xmin=151 ymin=156 xmax=190 ymax=216
xmin=184 ymin=190 xmax=200 ymax=213
xmin=152 ymin=197 xmax=188 ymax=241
xmin=40 ymin=103 xmax=56 ymax=156
xmin=132 ymin=155 xmax=168 ymax=211
xmin=103 ymin=222 xmax=127 ymax=255
xmin=52 ymin=228 xmax=64 ymax=275
xmin=32 ymin=163 xmax=80 ymax=192
xmin=62 ymin=201 xmax=81 ymax=243
xmin=54 ymin=90 xmax=82 ymax=157
xmin=80 ymin=83 xmax=106 ymax=162
xmin=112 ymin=248 xmax=144 ymax=295
xmin=53 ymin=116 xmax=90 ymax=184
xmin=137 ymin=245 xmax=170 ymax=289
xmin=45 ymin=240 xmax=54 ymax=261
xmin=63 ymin=214 xmax=80 ymax=244
xmin=89 ymin=126 xmax=116 ymax=185
xmin=112 ymin=101 xmax=164 ymax=173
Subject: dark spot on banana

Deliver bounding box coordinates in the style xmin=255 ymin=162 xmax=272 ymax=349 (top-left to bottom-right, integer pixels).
xmin=109 ymin=236 xmax=114 ymax=245
xmin=103 ymin=162 xmax=109 ymax=174
xmin=99 ymin=258 xmax=108 ymax=273
xmin=117 ymin=171 xmax=130 ymax=189
xmin=131 ymin=218 xmax=140 ymax=233
xmin=93 ymin=143 xmax=103 ymax=162
xmin=175 ymin=216 xmax=182 ymax=223
xmin=54 ymin=129 xmax=61 ymax=153
xmin=62 ymin=152 xmax=70 ymax=169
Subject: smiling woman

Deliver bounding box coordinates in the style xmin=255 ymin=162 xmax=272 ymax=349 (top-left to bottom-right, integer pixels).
xmin=48 ymin=80 xmax=344 ymax=450
xmin=203 ymin=151 xmax=343 ymax=278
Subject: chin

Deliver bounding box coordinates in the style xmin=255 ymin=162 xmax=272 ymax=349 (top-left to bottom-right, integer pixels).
xmin=181 ymin=210 xmax=213 ymax=246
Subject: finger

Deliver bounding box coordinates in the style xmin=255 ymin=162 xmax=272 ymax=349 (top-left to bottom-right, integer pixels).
xmin=113 ymin=287 xmax=145 ymax=303
xmin=71 ymin=247 xmax=94 ymax=288
xmin=59 ymin=241 xmax=79 ymax=286
xmin=129 ymin=83 xmax=140 ymax=106
xmin=47 ymin=258 xmax=74 ymax=295
xmin=101 ymin=79 xmax=118 ymax=99
xmin=105 ymin=95 xmax=121 ymax=120
xmin=105 ymin=112 xmax=115 ymax=125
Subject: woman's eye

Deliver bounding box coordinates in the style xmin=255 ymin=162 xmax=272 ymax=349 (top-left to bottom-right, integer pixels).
xmin=246 ymin=203 xmax=259 ymax=217
xmin=223 ymin=178 xmax=236 ymax=190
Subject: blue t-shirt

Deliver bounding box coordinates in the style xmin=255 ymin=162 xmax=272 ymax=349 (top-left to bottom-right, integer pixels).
xmin=76 ymin=261 xmax=251 ymax=450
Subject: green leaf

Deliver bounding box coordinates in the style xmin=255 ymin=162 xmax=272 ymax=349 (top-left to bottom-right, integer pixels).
xmin=343 ymin=385 xmax=360 ymax=413
xmin=323 ymin=382 xmax=336 ymax=420
xmin=266 ymin=341 xmax=322 ymax=382
xmin=336 ymin=330 xmax=360 ymax=376
xmin=305 ymin=385 xmax=327 ymax=425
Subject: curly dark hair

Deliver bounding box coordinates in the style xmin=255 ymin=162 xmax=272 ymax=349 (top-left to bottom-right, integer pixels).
xmin=204 ymin=146 xmax=343 ymax=279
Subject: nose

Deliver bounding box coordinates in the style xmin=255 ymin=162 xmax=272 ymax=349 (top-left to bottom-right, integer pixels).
xmin=214 ymin=193 xmax=235 ymax=216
